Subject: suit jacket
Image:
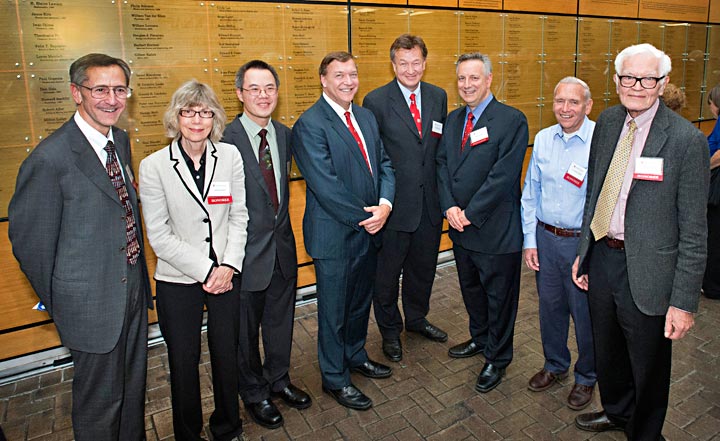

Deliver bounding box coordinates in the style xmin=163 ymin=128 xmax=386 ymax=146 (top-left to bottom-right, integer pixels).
xmin=222 ymin=116 xmax=297 ymax=292
xmin=437 ymin=98 xmax=528 ymax=254
xmin=363 ymin=80 xmax=447 ymax=232
xmin=577 ymin=102 xmax=709 ymax=315
xmin=139 ymin=140 xmax=248 ymax=284
xmin=8 ymin=118 xmax=152 ymax=354
xmin=291 ymin=97 xmax=395 ymax=259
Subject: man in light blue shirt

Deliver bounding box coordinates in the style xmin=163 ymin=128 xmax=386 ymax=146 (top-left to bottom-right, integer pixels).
xmin=520 ymin=77 xmax=596 ymax=411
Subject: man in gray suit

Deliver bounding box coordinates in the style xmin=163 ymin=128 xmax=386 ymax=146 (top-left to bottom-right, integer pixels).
xmin=363 ymin=34 xmax=448 ymax=362
xmin=222 ymin=60 xmax=311 ymax=429
xmin=572 ymin=43 xmax=709 ymax=439
xmin=9 ymin=53 xmax=152 ymax=441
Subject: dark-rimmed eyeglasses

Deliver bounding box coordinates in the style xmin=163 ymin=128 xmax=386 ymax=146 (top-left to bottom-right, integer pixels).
xmin=74 ymin=84 xmax=132 ymax=99
xmin=179 ymin=109 xmax=215 ymax=119
xmin=617 ymin=75 xmax=665 ymax=89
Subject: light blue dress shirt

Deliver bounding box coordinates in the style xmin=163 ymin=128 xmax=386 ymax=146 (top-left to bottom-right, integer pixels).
xmin=521 ymin=116 xmax=595 ymax=249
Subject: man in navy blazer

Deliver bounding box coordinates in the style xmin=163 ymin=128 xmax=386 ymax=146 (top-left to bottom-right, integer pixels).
xmin=9 ymin=54 xmax=152 ymax=441
xmin=572 ymin=43 xmax=708 ymax=438
xmin=222 ymin=60 xmax=311 ymax=429
xmin=292 ymin=51 xmax=395 ymax=410
xmin=363 ymin=34 xmax=449 ymax=362
xmin=437 ymin=52 xmax=528 ymax=393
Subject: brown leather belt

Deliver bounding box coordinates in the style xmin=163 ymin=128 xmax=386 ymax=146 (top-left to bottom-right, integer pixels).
xmin=604 ymin=237 xmax=625 ymax=250
xmin=538 ymin=221 xmax=581 ymax=238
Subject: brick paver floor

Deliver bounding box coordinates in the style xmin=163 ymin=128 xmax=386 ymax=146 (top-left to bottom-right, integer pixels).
xmin=1 ymin=262 xmax=719 ymax=440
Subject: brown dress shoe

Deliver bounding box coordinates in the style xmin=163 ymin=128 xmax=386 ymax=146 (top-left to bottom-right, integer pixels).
xmin=567 ymin=384 xmax=594 ymax=410
xmin=527 ymin=369 xmax=567 ymax=392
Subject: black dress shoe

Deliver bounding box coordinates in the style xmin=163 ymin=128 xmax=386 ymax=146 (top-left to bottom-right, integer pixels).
xmin=322 ymin=384 xmax=372 ymax=410
xmin=448 ymin=339 xmax=483 ymax=358
xmin=351 ymin=359 xmax=392 ymax=379
xmin=246 ymin=399 xmax=283 ymax=429
xmin=271 ymin=383 xmax=312 ymax=409
xmin=382 ymin=339 xmax=402 ymax=362
xmin=407 ymin=322 xmax=448 ymax=342
xmin=475 ymin=362 xmax=505 ymax=393
xmin=575 ymin=410 xmax=624 ymax=432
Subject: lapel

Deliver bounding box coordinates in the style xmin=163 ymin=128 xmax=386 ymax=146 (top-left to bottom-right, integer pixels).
xmin=630 ymin=103 xmax=669 ymax=192
xmin=455 ymin=100 xmax=495 ymax=172
xmin=169 ymin=139 xmax=206 ymax=209
xmin=352 ymin=103 xmax=378 ymax=185
xmin=419 ymin=82 xmax=436 ymax=141
xmin=388 ymin=81 xmax=422 ymax=142
xmin=203 ymin=140 xmax=219 ymax=200
xmin=68 ymin=120 xmax=123 ymax=206
xmin=272 ymin=120 xmax=289 ymax=204
xmin=320 ymin=99 xmax=374 ymax=180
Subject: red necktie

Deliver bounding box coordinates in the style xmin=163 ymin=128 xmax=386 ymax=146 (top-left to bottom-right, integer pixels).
xmin=104 ymin=141 xmax=140 ymax=265
xmin=344 ymin=111 xmax=372 ymax=174
xmin=258 ymin=129 xmax=279 ymax=213
xmin=410 ymin=93 xmax=422 ymax=137
xmin=461 ymin=112 xmax=474 ymax=153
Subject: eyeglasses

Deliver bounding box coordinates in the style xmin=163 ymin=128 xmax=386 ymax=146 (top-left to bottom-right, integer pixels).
xmin=179 ymin=109 xmax=215 ymax=119
xmin=617 ymin=75 xmax=665 ymax=89
xmin=242 ymin=86 xmax=278 ymax=97
xmin=74 ymin=84 xmax=132 ymax=99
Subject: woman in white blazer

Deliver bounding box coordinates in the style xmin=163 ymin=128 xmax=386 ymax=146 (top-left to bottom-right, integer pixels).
xmin=140 ymin=80 xmax=248 ymax=441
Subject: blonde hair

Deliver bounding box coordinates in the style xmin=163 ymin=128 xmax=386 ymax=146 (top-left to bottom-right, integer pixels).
xmin=163 ymin=80 xmax=226 ymax=143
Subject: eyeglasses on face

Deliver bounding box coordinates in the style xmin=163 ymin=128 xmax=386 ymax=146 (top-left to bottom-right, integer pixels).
xmin=617 ymin=75 xmax=665 ymax=89
xmin=242 ymin=86 xmax=278 ymax=97
xmin=179 ymin=109 xmax=215 ymax=119
xmin=74 ymin=84 xmax=132 ymax=99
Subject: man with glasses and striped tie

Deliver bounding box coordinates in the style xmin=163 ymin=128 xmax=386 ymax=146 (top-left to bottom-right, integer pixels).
xmin=572 ymin=43 xmax=709 ymax=439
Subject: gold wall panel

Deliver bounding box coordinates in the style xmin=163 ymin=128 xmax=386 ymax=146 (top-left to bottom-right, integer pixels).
xmin=712 ymin=0 xmax=720 ymax=23
xmin=540 ymin=16 xmax=578 ymax=130
xmin=577 ymin=18 xmax=612 ymax=117
xmin=639 ymin=0 xmax=708 ymax=22
xmin=409 ymin=0 xmax=457 ymax=7
xmin=208 ymin=2 xmax=284 ymax=64
xmin=0 ymin=147 xmax=32 ymax=219
xmin=0 ymin=73 xmax=33 ymax=146
xmin=284 ymin=4 xmax=348 ymax=63
xmin=459 ymin=11 xmax=504 ymax=107
xmin=0 ymin=1 xmax=22 ymax=70
xmin=18 ymin=0 xmax=122 ymax=70
xmin=284 ymin=63 xmax=324 ymax=124
xmin=638 ymin=21 xmax=664 ymax=49
xmin=27 ymin=73 xmax=77 ymax=139
xmin=504 ymin=0 xmax=577 ymax=14
xmin=579 ymin=0 xmax=639 ymax=18
xmin=458 ymin=0 xmax=501 ymax=9
xmin=705 ymin=25 xmax=720 ymax=120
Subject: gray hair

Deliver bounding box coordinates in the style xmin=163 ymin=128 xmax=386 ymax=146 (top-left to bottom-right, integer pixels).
xmin=163 ymin=80 xmax=226 ymax=143
xmin=614 ymin=43 xmax=672 ymax=77
xmin=456 ymin=52 xmax=492 ymax=75
xmin=554 ymin=76 xmax=592 ymax=101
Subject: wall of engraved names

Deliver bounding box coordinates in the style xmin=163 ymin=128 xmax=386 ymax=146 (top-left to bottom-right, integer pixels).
xmin=2 ymin=0 xmax=720 ymax=220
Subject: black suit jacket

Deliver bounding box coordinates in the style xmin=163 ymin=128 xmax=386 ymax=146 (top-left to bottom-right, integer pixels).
xmin=437 ymin=98 xmax=528 ymax=254
xmin=363 ymin=80 xmax=447 ymax=232
xmin=222 ymin=116 xmax=297 ymax=291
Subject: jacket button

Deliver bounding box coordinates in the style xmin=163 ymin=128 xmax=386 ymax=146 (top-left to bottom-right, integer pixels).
xmin=120 ymin=246 xmax=126 ymax=252
xmin=121 ymin=277 xmax=127 ymax=283
xmin=203 ymin=218 xmax=209 ymax=223
xmin=205 ymin=237 xmax=211 ymax=242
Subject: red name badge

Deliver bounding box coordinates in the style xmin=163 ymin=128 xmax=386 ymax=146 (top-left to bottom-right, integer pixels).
xmin=564 ymin=162 xmax=587 ymax=188
xmin=208 ymin=196 xmax=233 ymax=205
xmin=207 ymin=182 xmax=232 ymax=204
xmin=431 ymin=121 xmax=443 ymax=138
xmin=633 ymin=157 xmax=663 ymax=182
xmin=470 ymin=127 xmax=489 ymax=147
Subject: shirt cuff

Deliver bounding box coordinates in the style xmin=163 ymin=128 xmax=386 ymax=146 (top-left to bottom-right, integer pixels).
xmin=379 ymin=198 xmax=393 ymax=210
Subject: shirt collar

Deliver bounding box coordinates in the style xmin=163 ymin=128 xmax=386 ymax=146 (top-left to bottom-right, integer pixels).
xmin=624 ymin=98 xmax=660 ymax=128
xmin=466 ymin=93 xmax=494 ymax=121
xmin=74 ymin=111 xmax=115 ymax=153
xmin=239 ymin=113 xmax=273 ymax=138
xmin=552 ymin=116 xmax=593 ymax=144
xmin=323 ymin=92 xmax=353 ymax=120
xmin=397 ymin=80 xmax=421 ymax=103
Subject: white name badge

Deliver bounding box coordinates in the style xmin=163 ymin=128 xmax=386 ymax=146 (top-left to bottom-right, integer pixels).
xmin=564 ymin=162 xmax=587 ymax=187
xmin=431 ymin=120 xmax=443 ymax=138
xmin=470 ymin=127 xmax=489 ymax=146
xmin=633 ymin=157 xmax=663 ymax=181
xmin=207 ymin=181 xmax=233 ymax=204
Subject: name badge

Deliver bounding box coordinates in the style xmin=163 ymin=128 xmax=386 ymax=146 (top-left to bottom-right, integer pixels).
xmin=564 ymin=162 xmax=587 ymax=187
xmin=470 ymin=127 xmax=489 ymax=147
xmin=124 ymin=164 xmax=135 ymax=185
xmin=633 ymin=157 xmax=663 ymax=181
xmin=431 ymin=121 xmax=443 ymax=138
xmin=207 ymin=181 xmax=233 ymax=204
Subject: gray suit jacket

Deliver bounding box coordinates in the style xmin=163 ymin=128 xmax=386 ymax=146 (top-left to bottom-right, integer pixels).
xmin=577 ymin=102 xmax=709 ymax=314
xmin=9 ymin=118 xmax=152 ymax=354
xmin=292 ymin=98 xmax=395 ymax=259
xmin=363 ymin=80 xmax=447 ymax=232
xmin=222 ymin=116 xmax=297 ymax=292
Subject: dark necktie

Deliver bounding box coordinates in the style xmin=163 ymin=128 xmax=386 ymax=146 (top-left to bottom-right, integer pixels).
xmin=258 ymin=129 xmax=279 ymax=213
xmin=461 ymin=112 xmax=474 ymax=153
xmin=104 ymin=140 xmax=140 ymax=265
xmin=344 ymin=111 xmax=372 ymax=174
xmin=410 ymin=93 xmax=422 ymax=137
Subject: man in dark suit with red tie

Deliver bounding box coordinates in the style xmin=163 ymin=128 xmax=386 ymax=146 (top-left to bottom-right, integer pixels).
xmin=292 ymin=51 xmax=395 ymax=410
xmin=222 ymin=60 xmax=311 ymax=429
xmin=363 ymin=34 xmax=449 ymax=362
xmin=437 ymin=52 xmax=528 ymax=393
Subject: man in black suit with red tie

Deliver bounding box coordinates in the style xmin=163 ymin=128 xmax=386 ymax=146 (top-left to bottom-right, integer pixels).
xmin=437 ymin=52 xmax=528 ymax=393
xmin=363 ymin=34 xmax=449 ymax=362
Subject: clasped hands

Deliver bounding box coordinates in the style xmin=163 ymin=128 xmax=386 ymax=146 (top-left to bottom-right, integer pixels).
xmin=358 ymin=204 xmax=391 ymax=235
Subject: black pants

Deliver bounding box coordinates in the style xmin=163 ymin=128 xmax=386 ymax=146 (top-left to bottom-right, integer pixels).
xmin=703 ymin=203 xmax=720 ymax=298
xmin=156 ymin=277 xmax=242 ymax=441
xmin=588 ymin=240 xmax=671 ymax=441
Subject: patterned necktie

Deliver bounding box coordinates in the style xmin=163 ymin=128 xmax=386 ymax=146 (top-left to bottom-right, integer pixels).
xmin=258 ymin=129 xmax=279 ymax=213
xmin=344 ymin=111 xmax=372 ymax=174
xmin=461 ymin=111 xmax=474 ymax=153
xmin=590 ymin=120 xmax=638 ymax=241
xmin=104 ymin=140 xmax=140 ymax=265
xmin=410 ymin=93 xmax=422 ymax=137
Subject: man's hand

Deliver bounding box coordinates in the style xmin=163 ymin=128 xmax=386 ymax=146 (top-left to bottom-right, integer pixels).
xmin=572 ymin=256 xmax=588 ymax=290
xmin=664 ymin=306 xmax=694 ymax=340
xmin=359 ymin=204 xmax=391 ymax=235
xmin=524 ymin=248 xmax=539 ymax=271
xmin=446 ymin=206 xmax=471 ymax=232
xmin=203 ymin=265 xmax=234 ymax=295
